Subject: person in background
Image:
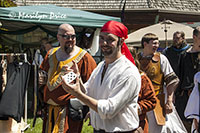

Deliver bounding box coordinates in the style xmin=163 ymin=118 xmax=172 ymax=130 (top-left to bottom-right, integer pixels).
xmin=138 ymin=72 xmax=157 ymax=133
xmin=162 ymin=32 xmax=191 ymax=132
xmin=130 ymin=47 xmax=157 ymax=133
xmin=32 ymin=37 xmax=53 ymax=124
xmin=33 ymin=37 xmax=52 ymax=66
xmin=62 ymin=20 xmax=142 ymax=133
xmin=77 ymin=31 xmax=94 ymax=53
xmin=184 ymin=71 xmax=200 ymax=133
xmin=137 ymin=33 xmax=186 ymax=133
xmin=39 ymin=23 xmax=97 ymax=133
xmin=178 ymin=26 xmax=200 ymax=132
xmin=162 ymin=31 xmax=190 ymax=78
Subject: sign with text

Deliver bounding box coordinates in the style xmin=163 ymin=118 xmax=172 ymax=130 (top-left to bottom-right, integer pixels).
xmin=8 ymin=11 xmax=67 ymax=21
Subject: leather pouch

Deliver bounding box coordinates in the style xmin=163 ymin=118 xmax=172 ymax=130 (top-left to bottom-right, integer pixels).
xmin=153 ymin=93 xmax=165 ymax=125
xmin=68 ymin=98 xmax=89 ymax=121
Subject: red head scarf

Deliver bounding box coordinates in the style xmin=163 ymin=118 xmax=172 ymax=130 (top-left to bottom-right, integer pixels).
xmin=101 ymin=20 xmax=135 ymax=65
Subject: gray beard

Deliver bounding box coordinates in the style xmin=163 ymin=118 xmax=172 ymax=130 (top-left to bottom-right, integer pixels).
xmin=64 ymin=46 xmax=73 ymax=54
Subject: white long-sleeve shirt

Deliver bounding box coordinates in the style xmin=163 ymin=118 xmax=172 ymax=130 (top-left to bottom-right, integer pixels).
xmin=84 ymin=55 xmax=141 ymax=132
xmin=185 ymin=71 xmax=200 ymax=123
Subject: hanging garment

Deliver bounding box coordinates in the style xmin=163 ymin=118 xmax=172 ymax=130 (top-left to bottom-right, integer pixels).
xmin=0 ymin=62 xmax=30 ymax=122
xmin=0 ymin=65 xmax=3 ymax=100
xmin=1 ymin=57 xmax=7 ymax=93
xmin=0 ymin=57 xmax=8 ymax=120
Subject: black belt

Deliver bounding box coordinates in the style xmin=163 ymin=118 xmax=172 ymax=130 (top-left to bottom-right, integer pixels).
xmin=94 ymin=128 xmax=137 ymax=133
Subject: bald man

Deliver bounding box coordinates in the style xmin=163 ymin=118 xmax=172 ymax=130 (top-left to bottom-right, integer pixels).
xmin=39 ymin=23 xmax=97 ymax=133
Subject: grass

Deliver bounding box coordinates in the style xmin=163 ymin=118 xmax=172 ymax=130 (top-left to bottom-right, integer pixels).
xmin=25 ymin=118 xmax=43 ymax=133
xmin=81 ymin=119 xmax=93 ymax=133
xmin=24 ymin=118 xmax=93 ymax=133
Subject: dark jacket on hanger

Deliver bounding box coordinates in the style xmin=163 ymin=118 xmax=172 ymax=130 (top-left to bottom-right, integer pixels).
xmin=0 ymin=62 xmax=30 ymax=122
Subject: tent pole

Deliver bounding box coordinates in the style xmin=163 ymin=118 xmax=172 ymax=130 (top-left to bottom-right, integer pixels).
xmin=164 ymin=22 xmax=168 ymax=47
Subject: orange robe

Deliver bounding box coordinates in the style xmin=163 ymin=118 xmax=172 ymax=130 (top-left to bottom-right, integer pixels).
xmin=40 ymin=47 xmax=97 ymax=133
xmin=138 ymin=73 xmax=157 ymax=133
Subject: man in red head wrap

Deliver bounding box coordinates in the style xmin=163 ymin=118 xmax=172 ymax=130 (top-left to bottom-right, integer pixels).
xmin=62 ymin=21 xmax=142 ymax=133
xmin=101 ymin=20 xmax=135 ymax=64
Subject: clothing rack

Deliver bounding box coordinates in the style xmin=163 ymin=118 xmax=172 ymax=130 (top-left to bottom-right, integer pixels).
xmin=0 ymin=53 xmax=28 ymax=63
xmin=0 ymin=53 xmax=30 ymax=132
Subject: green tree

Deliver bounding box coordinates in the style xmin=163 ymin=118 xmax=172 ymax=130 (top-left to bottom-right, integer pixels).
xmin=0 ymin=0 xmax=17 ymax=7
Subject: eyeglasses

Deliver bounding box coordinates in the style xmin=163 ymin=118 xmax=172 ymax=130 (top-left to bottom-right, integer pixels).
xmin=58 ymin=34 xmax=76 ymax=40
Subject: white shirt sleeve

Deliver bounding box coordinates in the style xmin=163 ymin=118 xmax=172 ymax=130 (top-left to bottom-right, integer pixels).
xmin=184 ymin=72 xmax=200 ymax=122
xmin=160 ymin=54 xmax=174 ymax=77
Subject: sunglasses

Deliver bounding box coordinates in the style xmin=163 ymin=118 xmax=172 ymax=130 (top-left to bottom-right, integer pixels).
xmin=58 ymin=34 xmax=76 ymax=40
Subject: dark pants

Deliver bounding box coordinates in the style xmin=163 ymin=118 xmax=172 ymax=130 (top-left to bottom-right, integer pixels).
xmin=175 ymin=90 xmax=192 ymax=132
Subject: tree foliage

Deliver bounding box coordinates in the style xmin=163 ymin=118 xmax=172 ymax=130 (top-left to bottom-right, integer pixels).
xmin=0 ymin=0 xmax=17 ymax=7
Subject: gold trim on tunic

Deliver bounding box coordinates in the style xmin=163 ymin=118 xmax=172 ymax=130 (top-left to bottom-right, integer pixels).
xmin=46 ymin=47 xmax=86 ymax=92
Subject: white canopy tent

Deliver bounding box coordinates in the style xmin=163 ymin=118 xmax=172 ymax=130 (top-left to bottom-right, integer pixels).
xmin=125 ymin=20 xmax=194 ymax=48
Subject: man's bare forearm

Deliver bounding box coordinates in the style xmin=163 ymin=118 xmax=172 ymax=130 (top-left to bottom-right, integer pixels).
xmin=167 ymin=81 xmax=178 ymax=101
xmin=76 ymin=91 xmax=98 ymax=112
